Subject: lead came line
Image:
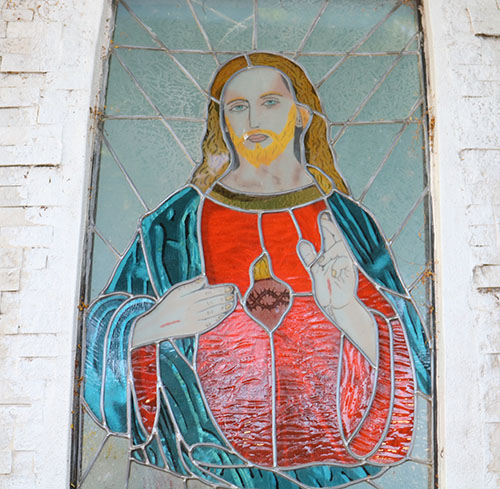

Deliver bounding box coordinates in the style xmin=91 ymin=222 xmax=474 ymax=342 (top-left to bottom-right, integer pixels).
xmin=293 ymin=0 xmax=329 ymax=59
xmin=92 ymin=225 xmax=121 ymax=259
xmin=90 ymin=224 xmax=122 ymax=259
xmin=330 ymin=117 xmax=422 ymax=126
xmin=316 ymin=2 xmax=403 ymax=88
xmin=191 ymin=0 xmax=245 ymax=27
xmin=112 ymin=49 xmax=197 ymax=167
xmin=185 ymin=0 xmax=220 ymax=66
xmin=112 ymin=45 xmax=420 ymax=57
xmin=331 ymin=33 xmax=420 ymax=148
xmin=102 ymin=115 xmax=205 ymax=123
xmin=389 ymin=187 xmax=428 ymax=245
xmin=102 ymin=133 xmax=149 ymax=211
xmin=270 ymin=331 xmax=278 ymax=467
xmin=252 ymin=0 xmax=258 ymax=50
xmin=358 ymin=96 xmax=424 ymax=203
xmin=368 ymin=479 xmax=384 ymax=489
xmin=119 ymin=0 xmax=216 ymax=103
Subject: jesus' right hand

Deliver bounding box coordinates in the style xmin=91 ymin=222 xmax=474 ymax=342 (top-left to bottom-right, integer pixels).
xmin=131 ymin=276 xmax=237 ymax=348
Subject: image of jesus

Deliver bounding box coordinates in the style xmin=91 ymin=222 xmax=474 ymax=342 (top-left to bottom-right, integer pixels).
xmin=83 ymin=52 xmax=430 ymax=489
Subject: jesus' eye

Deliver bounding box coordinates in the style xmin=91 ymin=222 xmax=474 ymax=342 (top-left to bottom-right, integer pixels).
xmin=263 ymin=99 xmax=279 ymax=107
xmin=229 ymin=103 xmax=248 ymax=112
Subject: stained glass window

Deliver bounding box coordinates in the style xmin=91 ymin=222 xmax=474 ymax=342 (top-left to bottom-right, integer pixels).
xmin=74 ymin=1 xmax=435 ymax=488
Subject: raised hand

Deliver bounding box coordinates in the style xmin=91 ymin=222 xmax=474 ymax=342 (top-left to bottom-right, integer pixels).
xmin=298 ymin=212 xmax=356 ymax=311
xmin=132 ymin=276 xmax=237 ymax=348
xmin=298 ymin=211 xmax=378 ymax=365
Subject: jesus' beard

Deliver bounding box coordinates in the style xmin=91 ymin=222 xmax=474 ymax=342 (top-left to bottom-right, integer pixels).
xmin=225 ymin=105 xmax=297 ymax=168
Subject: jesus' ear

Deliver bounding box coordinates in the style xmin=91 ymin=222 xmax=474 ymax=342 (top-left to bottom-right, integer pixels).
xmin=297 ymin=104 xmax=312 ymax=130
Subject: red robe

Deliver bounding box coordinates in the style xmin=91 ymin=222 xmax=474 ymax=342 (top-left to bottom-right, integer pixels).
xmin=132 ymin=196 xmax=415 ymax=469
xmin=197 ymin=197 xmax=415 ymax=468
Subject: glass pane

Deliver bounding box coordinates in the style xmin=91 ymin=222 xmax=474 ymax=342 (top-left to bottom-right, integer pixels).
xmin=94 ymin=144 xmax=145 ymax=254
xmin=77 ymin=1 xmax=434 ymax=488
xmin=192 ymin=0 xmax=253 ymax=52
xmin=334 ymin=123 xmax=405 ymax=199
xmin=301 ymin=0 xmax=399 ymax=53
xmin=103 ymin=119 xmax=195 ymax=209
xmin=128 ymin=461 xmax=185 ymax=488
xmin=319 ymin=55 xmax=398 ymax=122
xmin=257 ymin=0 xmax=327 ymax=52
xmin=80 ymin=409 xmax=107 ymax=476
xmin=79 ymin=435 xmax=129 ymax=489
xmin=113 ymin=48 xmax=207 ymax=119
xmin=89 ymin=232 xmax=117 ymax=300
xmin=105 ymin=55 xmax=156 ymax=116
xmin=362 ymin=123 xmax=425 ymax=238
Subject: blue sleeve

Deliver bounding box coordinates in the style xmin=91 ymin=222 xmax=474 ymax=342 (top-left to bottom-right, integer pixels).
xmin=327 ymin=192 xmax=431 ymax=394
xmin=83 ymin=233 xmax=156 ymax=432
xmin=83 ymin=187 xmax=202 ymax=434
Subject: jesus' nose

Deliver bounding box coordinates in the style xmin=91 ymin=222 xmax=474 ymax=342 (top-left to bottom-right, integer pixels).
xmin=248 ymin=107 xmax=260 ymax=129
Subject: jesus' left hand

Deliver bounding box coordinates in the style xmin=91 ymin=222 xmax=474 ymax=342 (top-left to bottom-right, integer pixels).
xmin=298 ymin=211 xmax=378 ymax=365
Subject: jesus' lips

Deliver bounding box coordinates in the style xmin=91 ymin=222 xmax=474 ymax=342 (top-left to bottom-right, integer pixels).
xmin=245 ymin=133 xmax=269 ymax=143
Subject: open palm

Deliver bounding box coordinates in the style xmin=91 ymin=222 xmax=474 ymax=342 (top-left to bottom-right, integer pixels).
xmin=298 ymin=211 xmax=356 ymax=311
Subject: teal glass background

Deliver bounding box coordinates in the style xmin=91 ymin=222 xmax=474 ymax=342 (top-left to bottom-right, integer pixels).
xmin=83 ymin=1 xmax=434 ymax=487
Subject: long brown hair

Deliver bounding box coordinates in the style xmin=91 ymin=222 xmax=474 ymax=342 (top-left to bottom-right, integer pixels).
xmin=191 ymin=52 xmax=349 ymax=195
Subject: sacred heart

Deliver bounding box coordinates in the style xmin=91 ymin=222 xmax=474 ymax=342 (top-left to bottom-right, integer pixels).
xmin=244 ymin=277 xmax=292 ymax=331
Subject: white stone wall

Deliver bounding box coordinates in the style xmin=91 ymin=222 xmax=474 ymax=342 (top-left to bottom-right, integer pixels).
xmin=0 ymin=0 xmax=499 ymax=488
xmin=0 ymin=0 xmax=111 ymax=487
xmin=424 ymin=1 xmax=500 ymax=488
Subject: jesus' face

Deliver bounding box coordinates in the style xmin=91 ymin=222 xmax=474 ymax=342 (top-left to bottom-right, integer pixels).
xmin=222 ymin=67 xmax=300 ymax=169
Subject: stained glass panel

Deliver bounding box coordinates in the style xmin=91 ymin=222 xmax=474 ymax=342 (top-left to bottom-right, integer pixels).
xmin=75 ymin=1 xmax=434 ymax=488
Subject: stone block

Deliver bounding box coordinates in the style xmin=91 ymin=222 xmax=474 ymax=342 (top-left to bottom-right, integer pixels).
xmin=467 ymin=2 xmax=500 ymax=37
xmin=0 ymin=474 xmax=37 ymax=489
xmin=0 ymin=225 xmax=53 ymax=248
xmin=2 ymin=21 xmax=62 ymax=73
xmin=473 ymin=264 xmax=500 ymax=289
xmin=0 ymin=269 xmax=20 ymax=291
xmin=0 ymin=86 xmax=39 ymax=107
xmin=482 ymin=354 xmax=500 ymax=421
xmin=0 ymin=333 xmax=59 ymax=359
xmin=22 ymin=248 xmax=47 ymax=270
xmin=0 ymin=138 xmax=62 ymax=166
xmin=0 ymin=360 xmax=46 ymax=402
xmin=0 ymin=21 xmax=6 ymax=38
xmin=0 ymin=450 xmax=12 ymax=474
xmin=0 ymin=126 xmax=28 ymax=146
xmin=0 ymin=313 xmax=22 ymax=335
xmin=10 ymin=451 xmax=34 ymax=476
xmin=0 ymin=406 xmax=16 ymax=450
xmin=0 ymin=208 xmax=28 ymax=227
xmin=0 ymin=167 xmax=31 ymax=187
xmin=16 ymin=357 xmax=58 ymax=382
xmin=0 ymin=248 xmax=22 ymax=269
xmin=37 ymin=89 xmax=70 ymax=124
xmin=486 ymin=422 xmax=500 ymax=473
xmin=0 ymin=72 xmax=45 ymax=89
xmin=0 ymin=186 xmax=26 ymax=207
xmin=13 ymin=405 xmax=43 ymax=451
xmin=2 ymin=9 xmax=34 ymax=22
xmin=0 ymin=37 xmax=33 ymax=55
xmin=25 ymin=169 xmax=73 ymax=207
xmin=0 ymin=107 xmax=36 ymax=126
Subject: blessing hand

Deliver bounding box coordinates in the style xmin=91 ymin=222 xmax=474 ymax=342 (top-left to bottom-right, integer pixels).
xmin=297 ymin=211 xmax=377 ymax=365
xmin=297 ymin=212 xmax=356 ymax=311
xmin=132 ymin=276 xmax=237 ymax=348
